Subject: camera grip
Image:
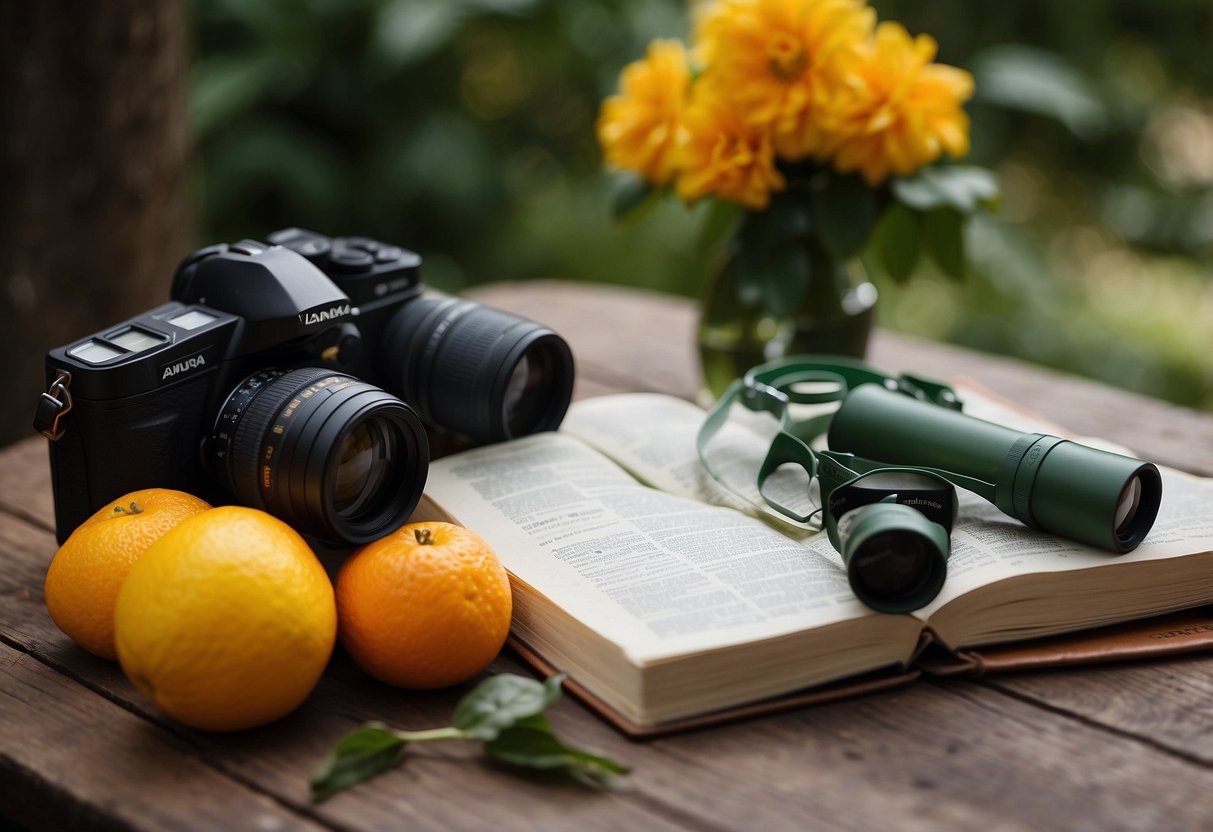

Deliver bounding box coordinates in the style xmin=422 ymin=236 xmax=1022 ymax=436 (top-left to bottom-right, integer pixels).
xmin=48 ymin=380 xmax=214 ymax=542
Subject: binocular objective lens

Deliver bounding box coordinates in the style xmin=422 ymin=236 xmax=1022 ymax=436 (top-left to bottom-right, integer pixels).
xmin=1115 ymin=475 xmax=1142 ymax=537
xmin=331 ymin=417 xmax=399 ymax=521
xmin=850 ymin=532 xmax=933 ymax=601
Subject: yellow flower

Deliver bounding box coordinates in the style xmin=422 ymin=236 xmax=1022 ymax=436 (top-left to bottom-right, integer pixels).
xmin=694 ymin=0 xmax=876 ymax=160
xmin=596 ymin=39 xmax=691 ymax=185
xmin=819 ymin=21 xmax=974 ymax=185
xmin=675 ymin=88 xmax=787 ymax=209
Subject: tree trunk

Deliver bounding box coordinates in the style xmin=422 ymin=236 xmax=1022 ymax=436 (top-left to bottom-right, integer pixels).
xmin=0 ymin=0 xmax=191 ymax=447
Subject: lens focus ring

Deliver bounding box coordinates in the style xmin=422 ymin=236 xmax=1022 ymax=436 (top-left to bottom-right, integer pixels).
xmin=226 ymin=370 xmax=296 ymax=507
xmin=385 ymin=296 xmax=574 ymax=442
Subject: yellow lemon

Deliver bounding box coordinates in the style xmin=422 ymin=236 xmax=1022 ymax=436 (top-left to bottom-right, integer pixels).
xmin=114 ymin=506 xmax=336 ymax=731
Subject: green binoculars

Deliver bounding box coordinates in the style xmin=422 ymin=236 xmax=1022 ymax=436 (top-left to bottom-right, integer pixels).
xmin=698 ymin=357 xmax=1165 ymax=615
xmin=828 ymin=383 xmax=1162 ymax=554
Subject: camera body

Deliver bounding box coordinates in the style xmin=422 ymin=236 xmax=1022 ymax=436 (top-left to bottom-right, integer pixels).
xmin=263 ymin=229 xmax=574 ymax=444
xmin=40 ymin=230 xmax=573 ymax=544
xmin=250 ymin=228 xmax=425 ymax=384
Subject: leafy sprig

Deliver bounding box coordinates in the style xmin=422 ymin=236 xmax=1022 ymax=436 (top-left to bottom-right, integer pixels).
xmin=310 ymin=673 xmax=628 ymax=801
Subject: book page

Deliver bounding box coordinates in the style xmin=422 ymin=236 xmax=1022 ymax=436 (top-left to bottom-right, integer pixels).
xmin=561 ymin=393 xmax=818 ymax=536
xmin=423 ymin=432 xmax=879 ymax=664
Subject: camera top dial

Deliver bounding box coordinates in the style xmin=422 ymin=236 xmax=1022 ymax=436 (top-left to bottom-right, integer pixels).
xmin=268 ymin=228 xmax=422 ymax=310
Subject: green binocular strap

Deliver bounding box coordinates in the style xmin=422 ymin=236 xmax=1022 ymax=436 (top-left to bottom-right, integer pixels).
xmin=695 ymin=355 xmax=994 ymax=524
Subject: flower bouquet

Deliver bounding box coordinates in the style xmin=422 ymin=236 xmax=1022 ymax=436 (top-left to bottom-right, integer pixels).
xmin=597 ymin=0 xmax=999 ymax=396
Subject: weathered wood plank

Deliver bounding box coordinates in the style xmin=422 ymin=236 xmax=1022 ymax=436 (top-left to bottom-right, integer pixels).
xmin=533 ymin=676 xmax=1213 ymax=832
xmin=654 ymin=681 xmax=1210 ymax=832
xmin=0 ymin=642 xmax=328 ymax=832
xmin=982 ymin=657 xmax=1213 ymax=766
xmin=0 ymin=437 xmax=53 ymax=532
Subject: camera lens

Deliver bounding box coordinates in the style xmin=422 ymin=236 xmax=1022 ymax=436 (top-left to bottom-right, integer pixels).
xmin=384 ymin=297 xmax=574 ymax=443
xmin=212 ymin=367 xmax=429 ymax=544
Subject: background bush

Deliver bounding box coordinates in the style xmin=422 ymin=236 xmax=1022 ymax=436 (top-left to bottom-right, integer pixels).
xmin=189 ymin=0 xmax=1213 ymax=408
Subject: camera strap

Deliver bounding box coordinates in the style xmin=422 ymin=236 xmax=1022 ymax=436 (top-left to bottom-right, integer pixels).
xmin=695 ymin=356 xmax=992 ymax=525
xmin=34 ymin=370 xmax=74 ymax=441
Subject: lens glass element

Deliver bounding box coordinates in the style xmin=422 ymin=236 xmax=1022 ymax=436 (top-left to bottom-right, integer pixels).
xmin=1115 ymin=475 xmax=1142 ymax=536
xmin=850 ymin=532 xmax=932 ymax=599
xmin=503 ymin=346 xmax=558 ymax=437
xmin=331 ymin=418 xmax=398 ymax=520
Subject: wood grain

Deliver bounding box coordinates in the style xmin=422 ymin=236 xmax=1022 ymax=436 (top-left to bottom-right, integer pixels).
xmin=0 ymin=642 xmax=325 ymax=832
xmin=983 ymin=658 xmax=1213 ymax=765
xmin=623 ymin=681 xmax=1213 ymax=832
xmin=0 ymin=438 xmax=54 ymax=532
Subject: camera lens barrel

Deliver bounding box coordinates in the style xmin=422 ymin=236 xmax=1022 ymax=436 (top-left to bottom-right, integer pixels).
xmin=384 ymin=297 xmax=574 ymax=443
xmin=827 ymin=384 xmax=1162 ymax=553
xmin=212 ymin=367 xmax=429 ymax=544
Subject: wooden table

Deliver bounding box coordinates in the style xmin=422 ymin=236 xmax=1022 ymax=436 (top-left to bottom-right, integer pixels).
xmin=2 ymin=281 xmax=1211 ymax=831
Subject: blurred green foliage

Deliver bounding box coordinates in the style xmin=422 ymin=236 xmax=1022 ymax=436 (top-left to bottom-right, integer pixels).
xmin=188 ymin=0 xmax=1213 ymax=409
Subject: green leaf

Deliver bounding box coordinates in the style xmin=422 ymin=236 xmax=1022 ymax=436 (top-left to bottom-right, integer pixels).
xmin=734 ymin=199 xmax=813 ymax=315
xmin=924 ymin=209 xmax=966 ymax=281
xmin=696 ymin=199 xmax=744 ymax=253
xmin=510 ymin=712 xmax=554 ymax=732
xmin=310 ymin=724 xmax=408 ymax=802
xmin=484 ymin=725 xmax=629 ymax=789
xmin=973 ymin=45 xmax=1107 ymax=139
xmin=892 ymin=166 xmax=1000 ymax=214
xmin=373 ymin=1 xmax=469 ymax=70
xmin=189 ymin=53 xmax=281 ymax=137
xmin=451 ymin=673 xmax=565 ymax=741
xmin=372 ymin=0 xmax=541 ymax=72
xmin=760 ymin=246 xmax=811 ymax=318
xmin=610 ymin=174 xmax=660 ymax=222
xmin=874 ymin=203 xmax=922 ymax=284
xmin=810 ymin=172 xmax=878 ymax=260
xmin=732 ymin=235 xmax=810 ymax=316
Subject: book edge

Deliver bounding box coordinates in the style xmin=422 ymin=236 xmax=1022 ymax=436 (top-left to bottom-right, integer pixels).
xmin=508 ymin=635 xmax=920 ymax=739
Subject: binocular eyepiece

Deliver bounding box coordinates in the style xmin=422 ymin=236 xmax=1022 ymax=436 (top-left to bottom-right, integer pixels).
xmin=824 ymin=467 xmax=954 ymax=613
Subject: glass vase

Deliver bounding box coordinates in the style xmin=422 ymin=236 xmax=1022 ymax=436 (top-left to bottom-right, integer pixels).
xmin=696 ymin=214 xmax=878 ymax=401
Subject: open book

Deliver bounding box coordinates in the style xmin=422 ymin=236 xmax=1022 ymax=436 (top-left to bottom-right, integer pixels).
xmin=415 ymin=391 xmax=1213 ymax=733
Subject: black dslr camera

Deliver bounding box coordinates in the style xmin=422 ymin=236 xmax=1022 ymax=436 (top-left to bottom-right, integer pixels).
xmin=36 ymin=229 xmax=574 ymax=545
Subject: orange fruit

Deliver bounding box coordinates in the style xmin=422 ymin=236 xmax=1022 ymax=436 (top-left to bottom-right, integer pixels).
xmin=113 ymin=506 xmax=337 ymax=731
xmin=44 ymin=488 xmax=212 ymax=659
xmin=336 ymin=521 xmax=512 ymax=689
